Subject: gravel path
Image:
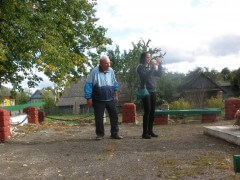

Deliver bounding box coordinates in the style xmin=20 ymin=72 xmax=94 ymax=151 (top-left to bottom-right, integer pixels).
xmin=0 ymin=119 xmax=240 ymax=179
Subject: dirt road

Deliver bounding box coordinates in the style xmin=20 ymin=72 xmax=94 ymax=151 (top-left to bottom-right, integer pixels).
xmin=0 ymin=120 xmax=240 ymax=179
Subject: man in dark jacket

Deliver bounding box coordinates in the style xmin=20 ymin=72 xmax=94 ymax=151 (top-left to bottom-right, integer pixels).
xmin=84 ymin=55 xmax=123 ymax=140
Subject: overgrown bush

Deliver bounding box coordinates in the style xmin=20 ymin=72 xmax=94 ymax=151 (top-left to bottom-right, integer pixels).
xmin=207 ymin=98 xmax=224 ymax=109
xmin=43 ymin=97 xmax=56 ymax=109
xmin=169 ymin=98 xmax=190 ymax=110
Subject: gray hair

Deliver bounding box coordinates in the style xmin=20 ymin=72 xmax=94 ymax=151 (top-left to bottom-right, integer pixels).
xmin=100 ymin=55 xmax=109 ymax=62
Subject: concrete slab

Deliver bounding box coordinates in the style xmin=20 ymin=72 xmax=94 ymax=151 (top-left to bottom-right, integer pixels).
xmin=203 ymin=125 xmax=240 ymax=146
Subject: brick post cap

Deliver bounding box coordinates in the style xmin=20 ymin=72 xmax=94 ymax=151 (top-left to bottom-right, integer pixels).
xmin=0 ymin=108 xmax=10 ymax=116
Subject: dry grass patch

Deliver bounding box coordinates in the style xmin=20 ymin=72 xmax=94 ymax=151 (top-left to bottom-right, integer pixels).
xmin=192 ymin=151 xmax=231 ymax=170
xmin=157 ymin=151 xmax=232 ymax=179
xmin=15 ymin=122 xmax=68 ymax=134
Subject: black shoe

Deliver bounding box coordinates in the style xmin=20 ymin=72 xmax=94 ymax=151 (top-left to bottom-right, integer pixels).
xmin=149 ymin=132 xmax=158 ymax=137
xmin=96 ymin=136 xmax=104 ymax=140
xmin=111 ymin=135 xmax=123 ymax=139
xmin=142 ymin=134 xmax=151 ymax=139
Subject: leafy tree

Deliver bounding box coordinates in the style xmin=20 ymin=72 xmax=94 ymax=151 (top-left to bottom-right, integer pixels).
xmin=0 ymin=0 xmax=111 ymax=90
xmin=105 ymin=39 xmax=165 ymax=102
xmin=0 ymin=86 xmax=9 ymax=104
xmin=205 ymin=69 xmax=221 ymax=82
xmin=41 ymin=88 xmax=56 ymax=109
xmin=120 ymin=39 xmax=165 ymax=101
xmin=186 ymin=67 xmax=222 ymax=82
xmin=106 ymin=45 xmax=124 ymax=74
xmin=43 ymin=96 xmax=56 ymax=109
xmin=230 ymin=68 xmax=240 ymax=93
xmin=221 ymin=67 xmax=231 ymax=81
xmin=156 ymin=72 xmax=185 ymax=104
xmin=15 ymin=90 xmax=30 ymax=105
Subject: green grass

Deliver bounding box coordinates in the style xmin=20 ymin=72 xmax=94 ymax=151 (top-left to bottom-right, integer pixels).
xmin=45 ymin=113 xmax=95 ymax=125
xmin=47 ymin=113 xmax=94 ymax=119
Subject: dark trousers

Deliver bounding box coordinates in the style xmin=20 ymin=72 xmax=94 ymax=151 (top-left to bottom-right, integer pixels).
xmin=92 ymin=100 xmax=119 ymax=137
xmin=142 ymin=92 xmax=156 ymax=135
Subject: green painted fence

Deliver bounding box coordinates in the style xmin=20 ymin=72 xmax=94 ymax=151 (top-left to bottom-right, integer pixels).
xmin=0 ymin=102 xmax=45 ymax=111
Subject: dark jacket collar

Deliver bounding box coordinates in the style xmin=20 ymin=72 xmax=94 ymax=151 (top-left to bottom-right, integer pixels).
xmin=99 ymin=65 xmax=110 ymax=73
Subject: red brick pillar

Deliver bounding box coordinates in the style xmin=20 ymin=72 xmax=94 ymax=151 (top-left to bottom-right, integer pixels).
xmin=154 ymin=115 xmax=168 ymax=125
xmin=202 ymin=114 xmax=217 ymax=123
xmin=38 ymin=111 xmax=46 ymax=123
xmin=122 ymin=103 xmax=136 ymax=123
xmin=225 ymin=98 xmax=240 ymax=120
xmin=23 ymin=107 xmax=39 ymax=124
xmin=0 ymin=108 xmax=10 ymax=142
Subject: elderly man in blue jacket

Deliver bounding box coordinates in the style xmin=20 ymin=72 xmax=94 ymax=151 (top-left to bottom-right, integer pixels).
xmin=84 ymin=55 xmax=123 ymax=140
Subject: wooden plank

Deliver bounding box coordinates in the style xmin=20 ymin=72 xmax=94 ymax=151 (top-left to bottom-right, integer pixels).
xmin=155 ymin=108 xmax=221 ymax=115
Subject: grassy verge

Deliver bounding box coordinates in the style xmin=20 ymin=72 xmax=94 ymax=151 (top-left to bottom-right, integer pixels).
xmin=45 ymin=113 xmax=95 ymax=125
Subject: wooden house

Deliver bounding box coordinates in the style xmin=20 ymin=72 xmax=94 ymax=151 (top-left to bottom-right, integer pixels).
xmin=181 ymin=73 xmax=226 ymax=107
xmin=56 ymin=77 xmax=131 ymax=114
xmin=217 ymin=82 xmax=239 ymax=97
xmin=29 ymin=89 xmax=55 ymax=103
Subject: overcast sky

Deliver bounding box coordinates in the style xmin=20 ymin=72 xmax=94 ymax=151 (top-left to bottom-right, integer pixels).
xmin=95 ymin=0 xmax=240 ymax=73
xmin=6 ymin=0 xmax=240 ymax=92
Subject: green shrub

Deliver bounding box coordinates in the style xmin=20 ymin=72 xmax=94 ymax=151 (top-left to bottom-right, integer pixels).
xmin=169 ymin=98 xmax=190 ymax=110
xmin=207 ymin=98 xmax=224 ymax=109
xmin=43 ymin=97 xmax=56 ymax=109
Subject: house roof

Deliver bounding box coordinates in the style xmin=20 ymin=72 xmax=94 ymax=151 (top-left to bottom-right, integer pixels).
xmin=56 ymin=77 xmax=131 ymax=106
xmin=29 ymin=90 xmax=43 ymax=100
xmin=182 ymin=73 xmax=225 ymax=92
xmin=56 ymin=77 xmax=86 ymax=106
xmin=217 ymin=82 xmax=239 ymax=97
xmin=217 ymin=82 xmax=231 ymax=87
xmin=29 ymin=89 xmax=55 ymax=100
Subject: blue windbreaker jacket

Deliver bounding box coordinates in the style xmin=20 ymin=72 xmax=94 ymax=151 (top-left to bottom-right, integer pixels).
xmin=84 ymin=66 xmax=119 ymax=101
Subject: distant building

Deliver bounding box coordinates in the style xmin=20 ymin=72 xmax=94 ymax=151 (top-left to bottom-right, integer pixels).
xmin=217 ymin=82 xmax=239 ymax=97
xmin=0 ymin=86 xmax=15 ymax=106
xmin=56 ymin=77 xmax=131 ymax=114
xmin=181 ymin=73 xmax=226 ymax=107
xmin=29 ymin=89 xmax=55 ymax=103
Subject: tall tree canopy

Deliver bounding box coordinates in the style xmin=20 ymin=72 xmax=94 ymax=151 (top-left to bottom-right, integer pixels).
xmin=107 ymin=39 xmax=165 ymax=102
xmin=0 ymin=0 xmax=111 ymax=89
xmin=185 ymin=67 xmax=222 ymax=82
xmin=230 ymin=68 xmax=240 ymax=93
xmin=221 ymin=67 xmax=231 ymax=81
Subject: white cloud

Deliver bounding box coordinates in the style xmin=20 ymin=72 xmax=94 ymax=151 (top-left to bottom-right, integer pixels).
xmin=95 ymin=0 xmax=240 ymax=73
xmin=3 ymin=70 xmax=53 ymax=93
xmin=166 ymin=52 xmax=240 ymax=74
xmin=6 ymin=0 xmax=240 ymax=90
